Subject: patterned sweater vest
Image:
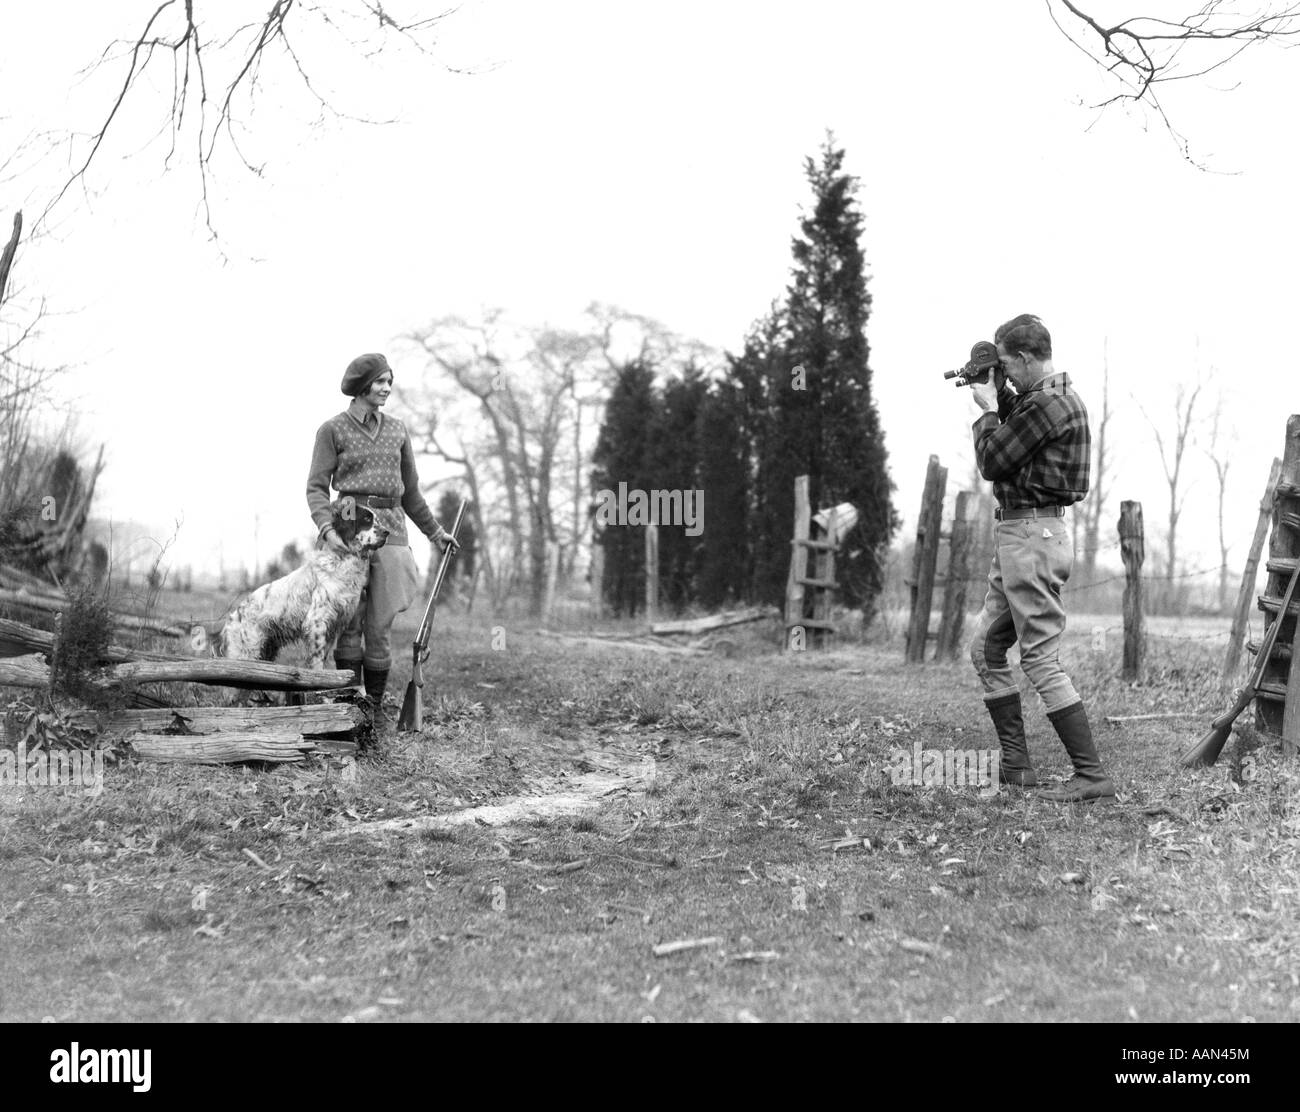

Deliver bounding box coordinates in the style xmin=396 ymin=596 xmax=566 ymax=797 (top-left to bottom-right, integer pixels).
xmin=307 ymin=411 xmax=434 ymax=547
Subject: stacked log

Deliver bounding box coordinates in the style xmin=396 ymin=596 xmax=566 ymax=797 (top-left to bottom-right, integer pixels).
xmin=126 ymin=732 xmax=318 ymax=765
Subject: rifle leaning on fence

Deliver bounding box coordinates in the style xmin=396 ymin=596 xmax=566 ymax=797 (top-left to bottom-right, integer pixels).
xmin=1178 ymin=559 xmax=1300 ymax=769
xmin=397 ymin=499 xmax=469 ymax=734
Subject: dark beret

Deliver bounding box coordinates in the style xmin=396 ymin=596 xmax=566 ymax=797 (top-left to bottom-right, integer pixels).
xmin=341 ymin=353 xmax=393 ymax=397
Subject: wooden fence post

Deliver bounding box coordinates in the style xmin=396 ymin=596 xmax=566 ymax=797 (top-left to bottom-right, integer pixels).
xmin=644 ymin=522 xmax=659 ymax=624
xmin=589 ymin=542 xmax=605 ymax=618
xmin=1262 ymin=415 xmax=1300 ymax=747
xmin=542 ymin=539 xmax=559 ymax=622
xmin=1119 ymin=501 xmax=1145 ymax=682
xmin=905 ymin=455 xmax=947 ymax=663
xmin=1222 ymin=457 xmax=1281 ymax=687
xmin=784 ymin=476 xmax=811 ymax=649
xmin=935 ymin=491 xmax=973 ymax=661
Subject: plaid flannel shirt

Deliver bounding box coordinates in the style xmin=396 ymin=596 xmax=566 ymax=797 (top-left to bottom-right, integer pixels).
xmin=972 ymin=372 xmax=1090 ymax=509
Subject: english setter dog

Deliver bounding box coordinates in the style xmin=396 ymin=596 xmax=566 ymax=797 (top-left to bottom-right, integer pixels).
xmin=219 ymin=500 xmax=388 ymax=668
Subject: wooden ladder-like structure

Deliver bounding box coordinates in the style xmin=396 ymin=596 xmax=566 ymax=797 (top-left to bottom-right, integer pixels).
xmin=784 ymin=476 xmax=855 ymax=650
xmin=1254 ymin=415 xmax=1300 ymax=753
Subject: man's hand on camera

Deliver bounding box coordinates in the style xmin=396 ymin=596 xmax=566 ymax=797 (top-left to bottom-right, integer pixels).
xmin=970 ymin=378 xmax=998 ymax=413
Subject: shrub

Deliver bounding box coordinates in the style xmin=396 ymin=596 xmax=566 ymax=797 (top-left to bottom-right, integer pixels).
xmin=50 ymin=584 xmax=122 ymax=712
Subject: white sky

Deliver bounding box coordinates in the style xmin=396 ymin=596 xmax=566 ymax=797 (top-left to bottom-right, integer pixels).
xmin=3 ymin=1 xmax=1298 ymax=594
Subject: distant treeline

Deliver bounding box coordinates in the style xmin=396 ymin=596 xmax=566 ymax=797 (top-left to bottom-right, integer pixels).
xmin=592 ymin=138 xmax=898 ymax=620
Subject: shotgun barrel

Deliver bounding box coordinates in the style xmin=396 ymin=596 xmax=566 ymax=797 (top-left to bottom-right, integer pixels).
xmin=397 ymin=499 xmax=469 ymax=734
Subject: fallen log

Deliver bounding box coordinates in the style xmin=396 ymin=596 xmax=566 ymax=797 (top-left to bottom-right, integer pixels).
xmin=1 ymin=654 xmax=352 ymax=693
xmin=652 ymin=937 xmax=723 ymax=957
xmin=109 ymin=703 xmax=363 ymax=737
xmin=0 ymin=654 xmax=51 ymax=688
xmin=99 ymin=659 xmax=355 ymax=692
xmin=649 ymin=607 xmax=773 ymax=636
xmin=0 ymin=588 xmax=186 ymax=636
xmin=0 ymin=616 xmax=185 ymax=663
xmin=127 ymin=731 xmax=317 ymax=764
xmin=1103 ymin=712 xmax=1205 ymax=725
xmin=535 ymin=629 xmax=707 ymax=656
xmin=0 ymin=562 xmax=63 ymax=595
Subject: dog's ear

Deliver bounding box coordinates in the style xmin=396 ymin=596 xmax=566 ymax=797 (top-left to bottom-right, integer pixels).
xmin=331 ymin=499 xmax=373 ymax=546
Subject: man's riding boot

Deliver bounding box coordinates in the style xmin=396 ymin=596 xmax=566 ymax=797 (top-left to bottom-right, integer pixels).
xmin=363 ymin=666 xmax=391 ymax=736
xmin=1040 ymin=701 xmax=1116 ymax=803
xmin=986 ymin=693 xmax=1037 ymax=787
xmin=334 ymin=654 xmax=363 ymax=687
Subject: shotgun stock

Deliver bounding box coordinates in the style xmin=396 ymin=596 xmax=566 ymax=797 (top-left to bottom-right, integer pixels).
xmin=1178 ymin=560 xmax=1300 ymax=768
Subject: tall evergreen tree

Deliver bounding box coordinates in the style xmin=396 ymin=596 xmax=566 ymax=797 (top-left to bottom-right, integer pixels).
xmin=768 ymin=136 xmax=897 ymax=612
xmin=591 ymin=360 xmax=658 ymax=616
xmin=651 ymin=365 xmax=709 ymax=609
xmin=586 ymin=138 xmax=893 ymax=619
xmin=726 ymin=308 xmax=790 ymax=604
xmin=696 ymin=378 xmax=751 ymax=608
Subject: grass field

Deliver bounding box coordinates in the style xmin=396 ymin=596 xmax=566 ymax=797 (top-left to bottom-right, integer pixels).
xmin=2 ymin=594 xmax=1298 ymax=1023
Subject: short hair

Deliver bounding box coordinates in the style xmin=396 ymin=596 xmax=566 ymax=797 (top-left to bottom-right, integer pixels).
xmin=994 ymin=314 xmax=1052 ymax=361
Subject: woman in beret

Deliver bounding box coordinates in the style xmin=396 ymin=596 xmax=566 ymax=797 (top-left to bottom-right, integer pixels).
xmin=306 ymin=352 xmax=457 ymax=729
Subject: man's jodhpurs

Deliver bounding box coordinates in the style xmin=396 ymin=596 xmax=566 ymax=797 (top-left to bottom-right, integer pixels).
xmin=969 ymin=513 xmax=1080 ymax=713
xmin=333 ymin=543 xmax=421 ymax=671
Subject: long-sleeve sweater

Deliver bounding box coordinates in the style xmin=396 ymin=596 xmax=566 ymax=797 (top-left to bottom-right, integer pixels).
xmin=306 ymin=405 xmax=444 ymax=548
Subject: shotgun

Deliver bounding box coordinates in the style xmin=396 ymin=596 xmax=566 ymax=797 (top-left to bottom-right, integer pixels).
xmin=1178 ymin=559 xmax=1300 ymax=768
xmin=397 ymin=498 xmax=469 ymax=733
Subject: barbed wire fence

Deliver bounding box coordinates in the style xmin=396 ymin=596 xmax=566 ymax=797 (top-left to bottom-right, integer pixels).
xmin=916 ymin=530 xmax=1260 ymax=655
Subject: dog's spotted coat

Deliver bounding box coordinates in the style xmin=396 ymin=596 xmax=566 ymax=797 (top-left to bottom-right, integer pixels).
xmin=219 ymin=501 xmax=388 ymax=668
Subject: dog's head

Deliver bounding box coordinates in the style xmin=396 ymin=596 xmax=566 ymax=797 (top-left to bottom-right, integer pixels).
xmin=331 ymin=499 xmax=389 ymax=553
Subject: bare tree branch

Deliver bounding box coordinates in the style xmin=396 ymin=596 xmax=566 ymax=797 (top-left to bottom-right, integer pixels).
xmin=35 ymin=2 xmax=461 ymax=240
xmin=0 ymin=211 xmax=21 ymax=308
xmin=1048 ymin=1 xmax=1300 ymax=166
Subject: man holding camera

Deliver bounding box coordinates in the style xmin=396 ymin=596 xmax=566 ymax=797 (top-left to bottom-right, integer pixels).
xmin=966 ymin=314 xmax=1115 ymax=803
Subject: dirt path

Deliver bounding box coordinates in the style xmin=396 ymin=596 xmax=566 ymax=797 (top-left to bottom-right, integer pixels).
xmin=322 ymin=745 xmax=656 ymax=839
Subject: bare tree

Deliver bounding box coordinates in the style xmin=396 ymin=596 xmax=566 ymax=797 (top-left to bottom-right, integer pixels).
xmin=1137 ymin=375 xmax=1203 ymax=613
xmin=397 ymin=308 xmax=714 ymax=617
xmin=396 ymin=313 xmax=521 ymax=609
xmin=1049 ymin=1 xmax=1300 ymax=162
xmin=1203 ymin=388 xmax=1235 ymax=611
xmin=1 ymin=205 xmax=108 ymax=585
xmin=1081 ymin=337 xmax=1112 ymax=585
xmin=513 ymin=328 xmax=600 ymax=615
xmin=401 ymin=314 xmax=604 ymax=617
xmin=39 ymin=2 xmax=462 ymax=237
xmin=587 ymin=300 xmax=716 ymax=375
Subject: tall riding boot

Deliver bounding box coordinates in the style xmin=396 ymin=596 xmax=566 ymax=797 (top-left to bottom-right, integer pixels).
xmin=986 ymin=693 xmax=1037 ymax=787
xmin=1039 ymin=701 xmax=1116 ymax=803
xmin=363 ymin=665 xmax=391 ymax=742
xmin=334 ymin=654 xmax=363 ymax=687
xmin=363 ymin=665 xmax=390 ymax=708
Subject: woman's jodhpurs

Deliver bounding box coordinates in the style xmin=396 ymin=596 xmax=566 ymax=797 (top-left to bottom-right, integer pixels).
xmin=334 ymin=543 xmax=420 ymax=671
